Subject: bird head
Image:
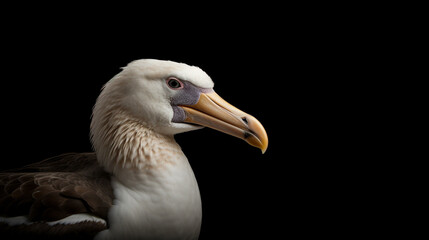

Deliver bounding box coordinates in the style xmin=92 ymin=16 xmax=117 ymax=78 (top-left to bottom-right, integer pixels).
xmin=92 ymin=59 xmax=268 ymax=153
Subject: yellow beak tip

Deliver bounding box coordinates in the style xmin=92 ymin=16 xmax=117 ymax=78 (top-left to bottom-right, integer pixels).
xmin=260 ymin=143 xmax=268 ymax=154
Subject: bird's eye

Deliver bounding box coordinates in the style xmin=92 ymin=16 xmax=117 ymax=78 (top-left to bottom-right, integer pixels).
xmin=167 ymin=77 xmax=184 ymax=89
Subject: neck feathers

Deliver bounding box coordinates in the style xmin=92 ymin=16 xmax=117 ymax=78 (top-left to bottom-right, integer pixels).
xmin=91 ymin=106 xmax=182 ymax=174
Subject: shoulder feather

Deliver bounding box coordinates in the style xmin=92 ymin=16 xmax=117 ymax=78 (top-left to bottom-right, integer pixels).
xmin=0 ymin=153 xmax=113 ymax=223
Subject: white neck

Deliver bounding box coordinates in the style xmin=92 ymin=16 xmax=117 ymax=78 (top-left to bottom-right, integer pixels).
xmin=91 ymin=105 xmax=179 ymax=172
xmin=91 ymin=109 xmax=202 ymax=240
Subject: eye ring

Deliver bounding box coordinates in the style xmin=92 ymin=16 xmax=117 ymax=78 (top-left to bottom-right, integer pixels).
xmin=166 ymin=77 xmax=184 ymax=90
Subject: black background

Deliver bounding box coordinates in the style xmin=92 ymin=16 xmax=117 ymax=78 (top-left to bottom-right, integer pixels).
xmin=0 ymin=4 xmax=388 ymax=239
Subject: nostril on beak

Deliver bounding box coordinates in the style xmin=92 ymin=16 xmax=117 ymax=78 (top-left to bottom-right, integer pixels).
xmin=242 ymin=117 xmax=248 ymax=125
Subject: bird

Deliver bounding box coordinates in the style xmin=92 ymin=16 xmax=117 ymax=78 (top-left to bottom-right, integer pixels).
xmin=0 ymin=59 xmax=268 ymax=239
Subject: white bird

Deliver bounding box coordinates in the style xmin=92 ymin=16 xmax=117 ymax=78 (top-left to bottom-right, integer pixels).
xmin=0 ymin=59 xmax=268 ymax=239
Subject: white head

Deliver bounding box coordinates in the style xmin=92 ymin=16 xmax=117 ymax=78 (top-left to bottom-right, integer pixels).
xmin=92 ymin=59 xmax=214 ymax=136
xmin=90 ymin=59 xmax=267 ymax=171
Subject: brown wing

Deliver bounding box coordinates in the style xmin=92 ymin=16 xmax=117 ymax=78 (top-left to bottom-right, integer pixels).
xmin=0 ymin=153 xmax=113 ymax=235
xmin=0 ymin=221 xmax=107 ymax=240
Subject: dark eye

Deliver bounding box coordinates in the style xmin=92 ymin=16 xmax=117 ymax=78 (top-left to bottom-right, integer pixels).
xmin=167 ymin=77 xmax=184 ymax=89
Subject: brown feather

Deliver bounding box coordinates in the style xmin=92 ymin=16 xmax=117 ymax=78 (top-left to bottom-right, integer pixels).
xmin=0 ymin=153 xmax=114 ymax=236
xmin=0 ymin=221 xmax=106 ymax=240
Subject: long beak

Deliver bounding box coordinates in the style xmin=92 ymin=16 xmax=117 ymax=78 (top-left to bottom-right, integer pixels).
xmin=180 ymin=91 xmax=268 ymax=153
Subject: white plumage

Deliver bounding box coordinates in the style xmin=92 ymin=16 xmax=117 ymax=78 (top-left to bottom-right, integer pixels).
xmin=92 ymin=59 xmax=207 ymax=239
xmin=0 ymin=59 xmax=268 ymax=239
